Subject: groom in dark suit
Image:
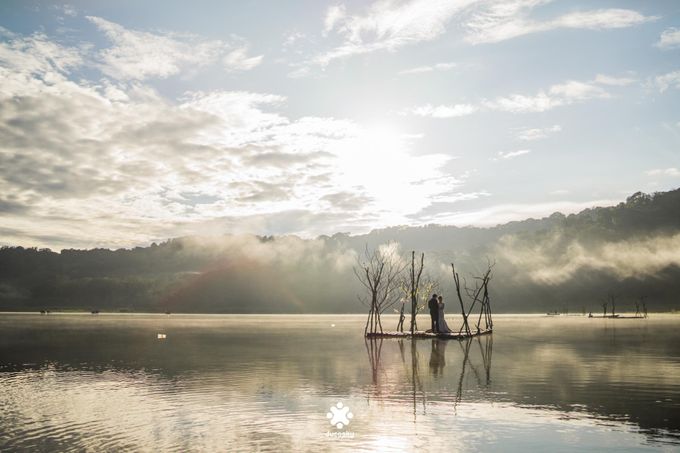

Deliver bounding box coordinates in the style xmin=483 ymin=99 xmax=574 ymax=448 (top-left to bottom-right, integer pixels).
xmin=428 ymin=294 xmax=439 ymax=333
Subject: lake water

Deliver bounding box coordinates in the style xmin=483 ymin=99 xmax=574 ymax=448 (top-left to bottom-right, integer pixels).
xmin=0 ymin=313 xmax=679 ymax=452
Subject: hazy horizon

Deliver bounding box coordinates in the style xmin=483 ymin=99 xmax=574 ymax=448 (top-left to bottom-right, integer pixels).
xmin=1 ymin=183 xmax=677 ymax=252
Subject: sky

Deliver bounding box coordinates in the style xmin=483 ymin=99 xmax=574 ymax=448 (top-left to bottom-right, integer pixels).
xmin=0 ymin=0 xmax=679 ymax=250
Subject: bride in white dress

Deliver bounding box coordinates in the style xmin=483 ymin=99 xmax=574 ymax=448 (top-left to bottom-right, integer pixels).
xmin=437 ymin=296 xmax=452 ymax=333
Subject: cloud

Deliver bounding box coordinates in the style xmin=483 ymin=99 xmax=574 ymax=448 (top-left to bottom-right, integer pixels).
xmin=321 ymin=191 xmax=373 ymax=210
xmin=464 ymin=1 xmax=656 ymax=44
xmin=654 ymin=70 xmax=680 ymax=92
xmin=0 ymin=30 xmax=84 ymax=78
xmin=86 ymin=16 xmax=261 ymax=80
xmin=401 ymin=77 xmax=613 ymax=118
xmin=0 ymin=197 xmax=29 ymax=214
xmin=516 ymin=125 xmax=561 ymax=141
xmin=313 ymin=0 xmax=477 ymax=66
xmin=593 ymin=74 xmax=636 ymax=86
xmin=407 ymin=190 xmax=492 ymax=221
xmin=399 ymin=61 xmax=456 ymax=75
xmin=0 ymin=28 xmax=461 ymax=248
xmin=545 ymin=80 xmax=610 ymax=100
xmin=223 ymin=46 xmax=263 ymax=72
xmin=54 ymin=4 xmax=78 ymax=17
xmin=645 ymin=168 xmax=680 ymax=177
xmin=232 ymin=181 xmax=292 ymax=203
xmin=86 ymin=16 xmax=223 ymax=79
xmin=493 ymin=149 xmax=531 ymax=160
xmin=655 ymin=27 xmax=680 ymax=49
xmin=404 ymin=103 xmax=477 ymax=118
xmin=178 ymin=91 xmax=288 ymax=146
xmin=323 ymin=4 xmax=347 ymax=36
xmin=283 ymin=31 xmax=306 ymax=48
xmin=298 ymin=1 xmax=651 ymax=75
xmin=486 ymin=80 xmax=609 ymax=113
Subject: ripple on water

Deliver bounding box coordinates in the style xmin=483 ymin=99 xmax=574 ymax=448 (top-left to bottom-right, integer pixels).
xmin=1 ymin=314 xmax=680 ymax=451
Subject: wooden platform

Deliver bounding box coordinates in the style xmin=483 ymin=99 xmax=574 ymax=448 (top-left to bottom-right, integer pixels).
xmin=366 ymin=329 xmax=492 ymax=340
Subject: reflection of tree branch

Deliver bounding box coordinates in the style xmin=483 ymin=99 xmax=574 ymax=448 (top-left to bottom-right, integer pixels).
xmin=479 ymin=335 xmax=493 ymax=386
xmin=410 ymin=340 xmax=428 ymax=419
xmin=466 ymin=351 xmax=484 ymax=386
xmin=454 ymin=338 xmax=472 ymax=413
xmin=364 ymin=337 xmax=384 ymax=401
xmin=367 ymin=334 xmax=493 ymax=417
xmin=411 ymin=340 xmax=418 ymax=419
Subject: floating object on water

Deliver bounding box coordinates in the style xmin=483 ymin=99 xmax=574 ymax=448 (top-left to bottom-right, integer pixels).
xmin=157 ymin=333 xmax=167 ymax=339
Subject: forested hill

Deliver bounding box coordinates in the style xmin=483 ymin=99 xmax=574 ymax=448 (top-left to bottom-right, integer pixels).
xmin=339 ymin=189 xmax=680 ymax=252
xmin=1 ymin=188 xmax=680 ymax=313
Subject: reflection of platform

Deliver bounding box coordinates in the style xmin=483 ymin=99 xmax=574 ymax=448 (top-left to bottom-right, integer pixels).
xmin=366 ymin=329 xmax=492 ymax=340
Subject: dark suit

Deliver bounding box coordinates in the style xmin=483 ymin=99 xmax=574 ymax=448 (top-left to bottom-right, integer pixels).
xmin=428 ymin=296 xmax=439 ymax=332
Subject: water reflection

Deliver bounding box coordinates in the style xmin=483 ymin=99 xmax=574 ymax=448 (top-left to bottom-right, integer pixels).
xmin=0 ymin=314 xmax=679 ymax=451
xmin=366 ymin=335 xmax=494 ymax=420
xmin=428 ymin=339 xmax=446 ymax=378
xmin=361 ymin=317 xmax=680 ymax=449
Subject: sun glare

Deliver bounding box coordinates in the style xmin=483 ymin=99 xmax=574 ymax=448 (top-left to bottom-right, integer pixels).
xmin=331 ymin=122 xmax=452 ymax=225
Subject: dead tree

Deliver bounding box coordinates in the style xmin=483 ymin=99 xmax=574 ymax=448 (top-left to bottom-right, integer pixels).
xmin=354 ymin=244 xmax=406 ymax=336
xmin=601 ymin=294 xmax=617 ymax=317
xmin=636 ymin=296 xmax=648 ymax=318
xmin=452 ymin=260 xmax=494 ymax=335
xmin=465 ymin=266 xmax=493 ymax=333
xmin=399 ymin=253 xmax=438 ymax=333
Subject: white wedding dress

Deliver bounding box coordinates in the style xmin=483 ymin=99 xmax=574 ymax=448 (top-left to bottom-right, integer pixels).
xmin=437 ymin=302 xmax=452 ymax=333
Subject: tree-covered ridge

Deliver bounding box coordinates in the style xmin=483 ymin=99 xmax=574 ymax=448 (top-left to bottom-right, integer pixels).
xmin=1 ymin=188 xmax=679 ymax=313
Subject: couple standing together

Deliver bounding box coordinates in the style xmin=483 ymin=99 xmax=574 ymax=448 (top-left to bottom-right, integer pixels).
xmin=428 ymin=294 xmax=452 ymax=333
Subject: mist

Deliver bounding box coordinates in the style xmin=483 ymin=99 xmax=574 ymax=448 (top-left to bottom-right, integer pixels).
xmin=2 ymin=189 xmax=680 ymax=314
xmin=495 ymin=232 xmax=680 ymax=285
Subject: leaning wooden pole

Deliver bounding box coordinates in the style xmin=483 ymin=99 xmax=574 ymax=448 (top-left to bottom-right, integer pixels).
xmin=410 ymin=251 xmax=416 ymax=335
xmin=487 ymin=285 xmax=493 ymax=329
xmin=409 ymin=251 xmax=424 ymax=335
xmin=452 ymin=263 xmax=471 ymax=335
xmin=475 ymin=274 xmax=490 ymax=332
